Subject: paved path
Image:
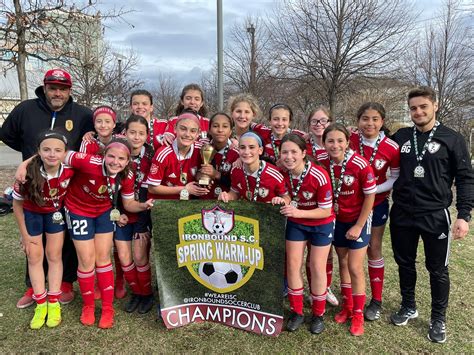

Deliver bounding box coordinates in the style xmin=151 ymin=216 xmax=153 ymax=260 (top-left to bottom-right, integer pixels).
xmin=0 ymin=145 xmax=22 ymax=167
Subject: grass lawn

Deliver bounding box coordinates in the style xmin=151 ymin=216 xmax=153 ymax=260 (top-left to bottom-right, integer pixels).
xmin=0 ymin=212 xmax=472 ymax=353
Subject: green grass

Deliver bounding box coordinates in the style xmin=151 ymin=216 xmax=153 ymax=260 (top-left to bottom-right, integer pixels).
xmin=0 ymin=213 xmax=472 ymax=353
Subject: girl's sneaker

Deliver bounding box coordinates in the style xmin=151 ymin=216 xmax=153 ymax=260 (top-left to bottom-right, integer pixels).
xmin=30 ymin=303 xmax=48 ymax=329
xmin=46 ymin=302 xmax=61 ymax=328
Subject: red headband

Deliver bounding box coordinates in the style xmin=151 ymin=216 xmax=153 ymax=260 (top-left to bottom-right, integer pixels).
xmin=176 ymin=112 xmax=200 ymax=127
xmin=93 ymin=107 xmax=117 ymax=123
xmin=106 ymin=142 xmax=130 ymax=156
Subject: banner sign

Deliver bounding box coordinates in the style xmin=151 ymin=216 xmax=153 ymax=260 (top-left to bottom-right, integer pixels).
xmin=152 ymin=200 xmax=286 ymax=336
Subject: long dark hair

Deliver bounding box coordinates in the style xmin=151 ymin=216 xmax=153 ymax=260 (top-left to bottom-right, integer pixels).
xmin=20 ymin=156 xmax=46 ymax=206
xmin=174 ymin=84 xmax=208 ymax=117
xmin=356 ymin=102 xmax=390 ymax=136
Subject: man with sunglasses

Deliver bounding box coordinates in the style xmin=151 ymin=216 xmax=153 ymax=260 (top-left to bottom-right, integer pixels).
xmin=0 ymin=68 xmax=93 ymax=309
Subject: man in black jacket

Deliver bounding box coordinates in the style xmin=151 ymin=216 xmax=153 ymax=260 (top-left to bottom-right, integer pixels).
xmin=0 ymin=69 xmax=94 ymax=308
xmin=389 ymin=86 xmax=473 ymax=344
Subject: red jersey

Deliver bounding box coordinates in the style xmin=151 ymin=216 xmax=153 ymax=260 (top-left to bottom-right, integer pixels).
xmin=284 ymin=161 xmax=335 ymax=226
xmin=148 ymin=117 xmax=168 ymax=152
xmin=13 ymin=164 xmax=74 ymax=214
xmin=79 ymin=134 xmax=124 ymax=155
xmin=320 ymin=150 xmax=377 ymax=223
xmin=230 ymin=161 xmax=288 ymax=203
xmin=64 ymin=151 xmax=135 ymax=217
xmin=121 ymin=144 xmax=154 ymax=223
xmin=146 ymin=142 xmax=201 ymax=200
xmin=306 ymin=137 xmax=328 ymax=162
xmin=200 ymin=142 xmax=240 ymax=200
xmin=349 ymin=132 xmax=400 ymax=206
xmin=164 ymin=115 xmax=210 ymax=143
xmin=252 ymin=124 xmax=305 ymax=163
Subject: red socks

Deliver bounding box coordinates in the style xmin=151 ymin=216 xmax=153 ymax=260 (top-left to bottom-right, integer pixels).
xmin=288 ymin=287 xmax=304 ymax=315
xmin=326 ymin=261 xmax=333 ymax=288
xmin=352 ymin=293 xmax=366 ymax=315
xmin=47 ymin=290 xmax=61 ymax=303
xmin=96 ymin=263 xmax=114 ymax=307
xmin=122 ymin=262 xmax=142 ymax=295
xmin=136 ymin=263 xmax=152 ymax=296
xmin=311 ymin=292 xmax=327 ymax=317
xmin=33 ymin=290 xmax=47 ymax=305
xmin=340 ymin=283 xmax=353 ymax=310
xmin=77 ymin=269 xmax=95 ymax=307
xmin=368 ymin=258 xmax=384 ymax=302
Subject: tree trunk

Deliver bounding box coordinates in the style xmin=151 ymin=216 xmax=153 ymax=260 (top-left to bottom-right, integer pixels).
xmin=13 ymin=0 xmax=28 ymax=101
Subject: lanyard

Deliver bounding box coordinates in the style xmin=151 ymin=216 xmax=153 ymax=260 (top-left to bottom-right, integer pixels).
xmin=50 ymin=111 xmax=57 ymax=129
xmin=359 ymin=133 xmax=382 ymax=165
xmin=413 ymin=121 xmax=439 ymax=165
xmin=288 ymin=161 xmax=310 ymax=202
xmin=329 ymin=151 xmax=350 ymax=208
xmin=45 ymin=166 xmax=61 ymax=211
xmin=244 ymin=161 xmax=264 ymax=202
xmin=105 ymin=173 xmax=121 ymax=209
xmin=270 ymin=133 xmax=280 ymax=161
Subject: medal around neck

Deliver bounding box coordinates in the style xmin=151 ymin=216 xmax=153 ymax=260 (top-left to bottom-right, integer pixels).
xmin=180 ymin=188 xmax=190 ymax=200
xmin=198 ymin=144 xmax=216 ymax=186
xmin=414 ymin=165 xmax=425 ymax=178
xmin=290 ymin=200 xmax=298 ymax=208
xmin=110 ymin=208 xmax=121 ymax=221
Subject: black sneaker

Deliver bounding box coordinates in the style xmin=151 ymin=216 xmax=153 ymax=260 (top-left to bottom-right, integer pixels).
xmin=364 ymin=299 xmax=382 ymax=321
xmin=286 ymin=312 xmax=304 ymax=332
xmin=390 ymin=306 xmax=418 ymax=326
xmin=428 ymin=319 xmax=446 ymax=343
xmin=124 ymin=294 xmax=141 ymax=313
xmin=138 ymin=294 xmax=154 ymax=314
xmin=310 ymin=315 xmax=325 ymax=334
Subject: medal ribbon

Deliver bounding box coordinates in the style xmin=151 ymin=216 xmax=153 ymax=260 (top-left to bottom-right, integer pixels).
xmin=244 ymin=161 xmax=264 ymax=202
xmin=329 ymin=150 xmax=350 ymax=206
xmin=289 ymin=160 xmax=310 ymax=202
xmin=45 ymin=165 xmax=61 ymax=211
xmin=413 ymin=121 xmax=439 ymax=166
xmin=217 ymin=143 xmax=230 ymax=172
xmin=359 ymin=133 xmax=382 ymax=165
xmin=132 ymin=149 xmax=144 ymax=200
xmin=270 ymin=133 xmax=280 ymax=161
xmin=105 ymin=172 xmax=121 ymax=209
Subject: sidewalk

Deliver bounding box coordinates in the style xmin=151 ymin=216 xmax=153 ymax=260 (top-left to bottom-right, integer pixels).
xmin=0 ymin=145 xmax=21 ymax=168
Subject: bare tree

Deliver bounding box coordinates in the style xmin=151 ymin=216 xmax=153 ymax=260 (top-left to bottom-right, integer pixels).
xmin=267 ymin=0 xmax=415 ymax=115
xmin=150 ymin=72 xmax=181 ymax=119
xmin=402 ymin=0 xmax=473 ymax=137
xmin=0 ymin=0 xmax=130 ymax=101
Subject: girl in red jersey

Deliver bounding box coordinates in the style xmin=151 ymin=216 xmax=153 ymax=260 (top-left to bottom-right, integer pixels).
xmin=199 ymin=112 xmax=240 ymax=200
xmin=252 ymin=103 xmax=305 ymax=166
xmin=129 ymin=89 xmax=168 ymax=152
xmin=13 ymin=131 xmax=72 ymax=329
xmin=65 ymin=138 xmax=153 ymax=329
xmin=305 ymin=107 xmax=339 ymax=307
xmin=321 ymin=123 xmax=376 ymax=336
xmin=227 ymin=93 xmax=261 ymax=145
xmin=147 ymin=111 xmax=209 ymax=200
xmin=349 ymin=103 xmax=400 ymax=321
xmin=277 ymin=134 xmax=334 ymax=334
xmin=163 ymin=84 xmax=210 ymax=145
xmin=114 ymin=115 xmax=155 ymax=314
xmin=80 ymin=106 xmax=117 ymax=155
xmin=218 ymin=131 xmax=288 ymax=203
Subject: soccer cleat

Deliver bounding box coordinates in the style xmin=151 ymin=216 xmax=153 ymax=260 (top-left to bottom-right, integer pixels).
xmin=364 ymin=299 xmax=382 ymax=321
xmin=98 ymin=306 xmax=115 ymax=329
xmin=124 ymin=294 xmax=141 ymax=313
xmin=46 ymin=302 xmax=62 ymax=328
xmin=428 ymin=319 xmax=447 ymax=343
xmin=350 ymin=313 xmax=364 ymax=336
xmin=334 ymin=308 xmax=352 ymax=324
xmin=286 ymin=312 xmax=304 ymax=332
xmin=80 ymin=305 xmax=96 ymax=326
xmin=17 ymin=287 xmax=34 ymax=309
xmin=59 ymin=282 xmax=74 ymax=305
xmin=390 ymin=306 xmax=418 ymax=326
xmin=310 ymin=315 xmax=325 ymax=334
xmin=115 ymin=278 xmax=127 ymax=299
xmin=30 ymin=303 xmax=48 ymax=329
xmin=138 ymin=294 xmax=154 ymax=314
xmin=326 ymin=287 xmax=339 ymax=307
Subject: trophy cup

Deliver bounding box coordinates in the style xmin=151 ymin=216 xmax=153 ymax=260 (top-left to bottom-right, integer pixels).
xmin=197 ymin=144 xmax=216 ymax=186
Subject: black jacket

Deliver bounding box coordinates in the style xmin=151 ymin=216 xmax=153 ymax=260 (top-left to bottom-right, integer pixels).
xmin=0 ymin=86 xmax=93 ymax=160
xmin=392 ymin=123 xmax=473 ymax=220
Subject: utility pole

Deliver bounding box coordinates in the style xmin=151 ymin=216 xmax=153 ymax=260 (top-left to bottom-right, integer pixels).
xmin=217 ymin=0 xmax=224 ymax=110
xmin=247 ymin=23 xmax=257 ymax=95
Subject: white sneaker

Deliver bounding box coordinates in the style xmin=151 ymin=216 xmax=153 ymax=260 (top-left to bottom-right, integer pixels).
xmin=326 ymin=287 xmax=339 ymax=306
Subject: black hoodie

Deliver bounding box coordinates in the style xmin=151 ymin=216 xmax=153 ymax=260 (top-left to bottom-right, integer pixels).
xmin=0 ymin=86 xmax=93 ymax=160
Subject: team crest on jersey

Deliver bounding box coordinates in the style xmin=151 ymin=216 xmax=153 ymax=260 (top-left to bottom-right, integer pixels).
xmin=400 ymin=140 xmax=411 ymax=153
xmin=427 ymin=141 xmax=441 ymax=154
xmin=60 ymin=178 xmax=70 ymax=188
xmin=98 ymin=185 xmax=107 ymax=194
xmin=343 ymin=175 xmax=355 ymax=186
xmin=221 ymin=162 xmax=232 ymax=173
xmin=374 ymin=159 xmax=387 ymax=170
xmin=150 ymin=164 xmax=158 ymax=175
xmin=302 ymin=191 xmax=313 ymax=200
xmin=258 ymin=188 xmax=269 ymax=198
xmin=65 ymin=120 xmax=73 ymax=131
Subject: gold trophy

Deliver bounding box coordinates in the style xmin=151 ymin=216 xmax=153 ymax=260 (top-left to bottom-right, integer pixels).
xmin=197 ymin=144 xmax=216 ymax=186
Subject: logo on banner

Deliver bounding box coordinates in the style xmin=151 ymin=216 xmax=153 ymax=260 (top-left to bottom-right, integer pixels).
xmin=176 ymin=205 xmax=264 ymax=293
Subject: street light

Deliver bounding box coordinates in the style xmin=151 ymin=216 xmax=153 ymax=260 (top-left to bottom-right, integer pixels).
xmin=112 ymin=52 xmax=126 ymax=121
xmin=247 ymin=23 xmax=257 ymax=94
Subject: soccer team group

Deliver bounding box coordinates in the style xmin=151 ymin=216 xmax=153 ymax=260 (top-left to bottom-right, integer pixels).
xmin=1 ymin=69 xmax=472 ymax=343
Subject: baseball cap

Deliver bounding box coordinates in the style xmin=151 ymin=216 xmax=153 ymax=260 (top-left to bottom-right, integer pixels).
xmin=43 ymin=69 xmax=72 ymax=87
